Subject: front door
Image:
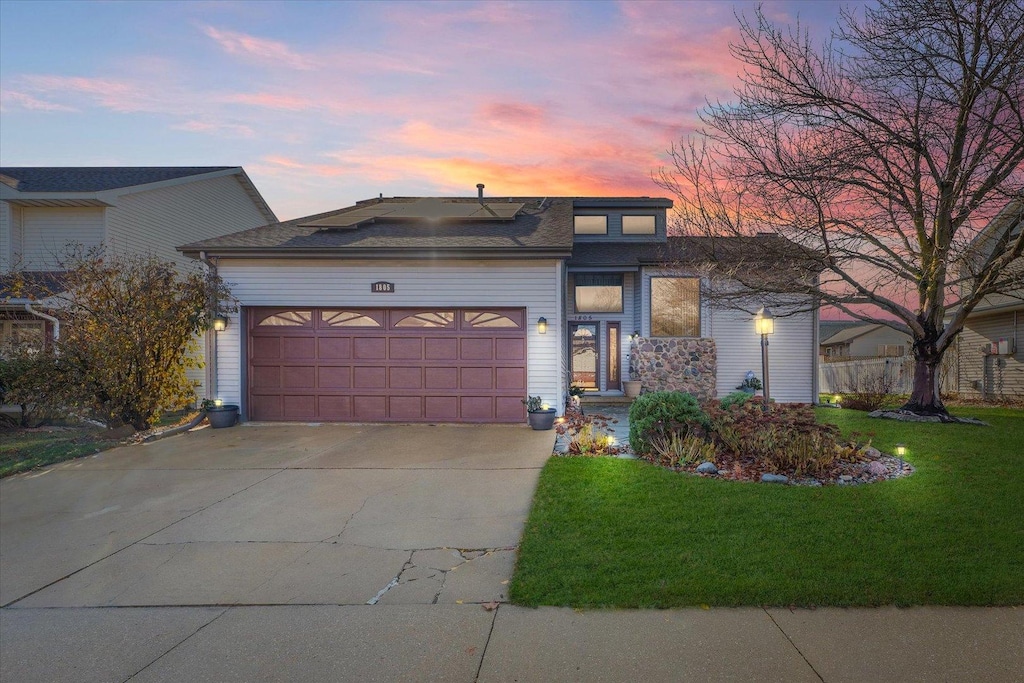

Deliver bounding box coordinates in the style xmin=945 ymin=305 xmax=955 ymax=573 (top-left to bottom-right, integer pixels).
xmin=570 ymin=323 xmax=599 ymax=389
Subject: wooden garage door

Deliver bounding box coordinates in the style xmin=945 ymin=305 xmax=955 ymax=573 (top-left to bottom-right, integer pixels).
xmin=247 ymin=307 xmax=528 ymax=423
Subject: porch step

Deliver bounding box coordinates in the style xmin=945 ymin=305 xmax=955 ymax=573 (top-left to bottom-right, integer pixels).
xmin=580 ymin=395 xmax=634 ymax=405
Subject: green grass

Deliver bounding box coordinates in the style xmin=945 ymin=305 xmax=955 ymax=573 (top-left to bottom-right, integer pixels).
xmin=510 ymin=406 xmax=1024 ymax=607
xmin=0 ymin=427 xmax=117 ymax=477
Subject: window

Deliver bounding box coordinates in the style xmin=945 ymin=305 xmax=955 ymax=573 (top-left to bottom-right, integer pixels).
xmin=321 ymin=310 xmax=382 ymax=327
xmin=574 ymin=215 xmax=607 ymax=235
xmin=463 ymin=311 xmax=520 ymax=328
xmin=575 ymin=274 xmax=623 ymax=313
xmin=0 ymin=320 xmax=46 ymax=352
xmin=650 ymin=277 xmax=700 ymax=337
xmin=257 ymin=311 xmax=312 ymax=327
xmin=622 ymin=215 xmax=656 ymax=235
xmin=394 ymin=311 xmax=454 ymax=328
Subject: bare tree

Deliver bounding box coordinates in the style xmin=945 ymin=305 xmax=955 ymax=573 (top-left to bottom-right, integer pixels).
xmin=657 ymin=0 xmax=1024 ymax=417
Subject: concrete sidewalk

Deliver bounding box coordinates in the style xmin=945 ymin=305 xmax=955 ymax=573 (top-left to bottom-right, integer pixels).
xmin=2 ymin=603 xmax=1020 ymax=682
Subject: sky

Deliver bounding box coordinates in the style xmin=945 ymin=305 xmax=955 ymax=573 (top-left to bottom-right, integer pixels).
xmin=0 ymin=0 xmax=856 ymax=221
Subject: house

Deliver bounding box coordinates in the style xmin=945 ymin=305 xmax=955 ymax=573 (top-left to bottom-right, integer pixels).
xmin=0 ymin=166 xmax=277 ymax=397
xmin=179 ymin=189 xmax=818 ymax=423
xmin=955 ymin=198 xmax=1023 ymax=399
xmin=819 ymin=322 xmax=911 ymax=359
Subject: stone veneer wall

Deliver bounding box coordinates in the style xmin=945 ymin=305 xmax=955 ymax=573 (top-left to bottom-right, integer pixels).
xmin=632 ymin=337 xmax=717 ymax=400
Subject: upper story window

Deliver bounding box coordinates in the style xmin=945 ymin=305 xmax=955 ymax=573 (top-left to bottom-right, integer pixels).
xmin=575 ymin=274 xmax=623 ymax=313
xmin=650 ymin=277 xmax=700 ymax=337
xmin=574 ymin=215 xmax=607 ymax=235
xmin=622 ymin=215 xmax=656 ymax=235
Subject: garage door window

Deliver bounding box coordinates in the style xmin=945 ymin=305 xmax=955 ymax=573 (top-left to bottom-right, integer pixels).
xmin=258 ymin=310 xmax=313 ymax=327
xmin=321 ymin=310 xmax=382 ymax=327
xmin=463 ymin=311 xmax=521 ymax=328
xmin=393 ymin=311 xmax=455 ymax=328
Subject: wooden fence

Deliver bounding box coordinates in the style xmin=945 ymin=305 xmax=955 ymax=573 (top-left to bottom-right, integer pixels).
xmin=818 ymin=355 xmax=957 ymax=394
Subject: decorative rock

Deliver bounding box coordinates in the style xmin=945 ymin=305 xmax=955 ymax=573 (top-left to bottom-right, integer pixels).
xmin=838 ymin=475 xmax=854 ymax=483
xmin=696 ymin=461 xmax=718 ymax=474
xmin=632 ymin=336 xmax=717 ymax=400
xmin=862 ymin=446 xmax=882 ymax=459
xmin=867 ymin=461 xmax=888 ymax=476
xmin=761 ymin=473 xmax=788 ymax=484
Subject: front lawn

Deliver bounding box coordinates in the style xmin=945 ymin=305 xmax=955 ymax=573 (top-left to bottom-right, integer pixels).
xmin=510 ymin=406 xmax=1024 ymax=607
xmin=0 ymin=427 xmax=117 ymax=477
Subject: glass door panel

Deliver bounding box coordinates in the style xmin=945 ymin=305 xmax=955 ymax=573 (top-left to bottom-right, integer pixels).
xmin=570 ymin=323 xmax=599 ymax=389
xmin=607 ymin=323 xmax=620 ymax=391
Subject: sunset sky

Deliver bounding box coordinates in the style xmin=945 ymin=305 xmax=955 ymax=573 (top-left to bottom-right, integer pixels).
xmin=1 ymin=0 xmax=858 ymax=221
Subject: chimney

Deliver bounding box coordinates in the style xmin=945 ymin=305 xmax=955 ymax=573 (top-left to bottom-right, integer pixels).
xmin=477 ymin=183 xmax=485 ymax=203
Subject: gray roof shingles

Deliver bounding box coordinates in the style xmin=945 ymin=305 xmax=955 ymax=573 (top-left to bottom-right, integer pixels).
xmin=0 ymin=167 xmax=234 ymax=193
xmin=182 ymin=197 xmax=578 ymax=254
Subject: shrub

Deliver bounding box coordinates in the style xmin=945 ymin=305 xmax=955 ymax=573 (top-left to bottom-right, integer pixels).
xmin=6 ymin=249 xmax=233 ymax=430
xmin=0 ymin=346 xmax=63 ymax=427
xmin=705 ymin=401 xmax=843 ymax=477
xmin=720 ymin=391 xmax=752 ymax=410
xmin=648 ymin=431 xmax=717 ymax=468
xmin=628 ymin=391 xmax=708 ymax=455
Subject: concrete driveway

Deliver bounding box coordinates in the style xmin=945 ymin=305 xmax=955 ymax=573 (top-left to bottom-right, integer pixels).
xmin=1 ymin=423 xmax=553 ymax=681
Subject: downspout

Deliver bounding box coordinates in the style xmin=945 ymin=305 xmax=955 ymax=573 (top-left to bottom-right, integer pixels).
xmin=199 ymin=251 xmax=218 ymax=402
xmin=24 ymin=303 xmax=59 ymax=341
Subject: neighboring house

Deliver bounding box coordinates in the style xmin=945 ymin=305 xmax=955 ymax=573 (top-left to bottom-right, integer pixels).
xmin=819 ymin=322 xmax=911 ymax=359
xmin=955 ymin=198 xmax=1023 ymax=400
xmin=180 ymin=190 xmax=818 ymax=424
xmin=0 ymin=166 xmax=277 ymax=398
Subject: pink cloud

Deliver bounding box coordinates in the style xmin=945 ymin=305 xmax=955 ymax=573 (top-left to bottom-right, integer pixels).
xmin=0 ymin=90 xmax=77 ymax=112
xmin=479 ymin=102 xmax=548 ymax=129
xmin=202 ymin=25 xmax=317 ymax=70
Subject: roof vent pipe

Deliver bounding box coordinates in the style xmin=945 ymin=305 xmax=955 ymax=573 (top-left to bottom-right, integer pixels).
xmin=477 ymin=183 xmax=485 ymax=203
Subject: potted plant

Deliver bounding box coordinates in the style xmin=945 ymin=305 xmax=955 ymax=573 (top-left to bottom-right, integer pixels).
xmin=202 ymin=399 xmax=239 ymax=429
xmin=736 ymin=371 xmax=763 ymax=395
xmin=523 ymin=395 xmax=557 ymax=430
xmin=623 ymin=334 xmax=642 ymax=398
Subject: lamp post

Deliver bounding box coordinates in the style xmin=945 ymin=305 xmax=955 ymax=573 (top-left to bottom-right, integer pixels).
xmin=754 ymin=307 xmax=775 ymax=401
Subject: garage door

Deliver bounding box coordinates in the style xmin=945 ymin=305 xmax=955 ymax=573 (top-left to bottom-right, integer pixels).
xmin=247 ymin=307 xmax=528 ymax=423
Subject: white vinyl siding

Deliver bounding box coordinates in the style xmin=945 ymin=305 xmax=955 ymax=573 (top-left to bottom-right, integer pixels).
xmin=710 ymin=306 xmax=816 ymax=403
xmin=105 ymin=174 xmax=268 ymax=271
xmin=215 ymin=259 xmax=564 ymax=415
xmin=0 ymin=202 xmax=10 ymax=270
xmin=957 ymin=309 xmax=1023 ymax=399
xmin=20 ymin=206 xmax=105 ymax=270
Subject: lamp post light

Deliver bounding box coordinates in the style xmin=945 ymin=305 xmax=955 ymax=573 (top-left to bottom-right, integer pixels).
xmin=754 ymin=307 xmax=775 ymax=401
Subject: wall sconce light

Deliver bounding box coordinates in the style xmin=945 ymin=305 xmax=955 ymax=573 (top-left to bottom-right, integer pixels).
xmin=212 ymin=314 xmax=229 ymax=332
xmin=537 ymin=317 xmax=548 ymax=334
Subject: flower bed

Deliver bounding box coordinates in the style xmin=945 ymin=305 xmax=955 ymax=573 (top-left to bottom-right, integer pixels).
xmin=629 ymin=391 xmax=913 ymax=486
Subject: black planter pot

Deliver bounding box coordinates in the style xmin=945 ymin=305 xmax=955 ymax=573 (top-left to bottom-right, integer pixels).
xmin=527 ymin=408 xmax=557 ymax=431
xmin=206 ymin=405 xmax=239 ymax=429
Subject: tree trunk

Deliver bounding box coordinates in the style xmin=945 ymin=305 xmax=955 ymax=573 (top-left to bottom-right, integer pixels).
xmin=901 ymin=340 xmax=948 ymax=416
